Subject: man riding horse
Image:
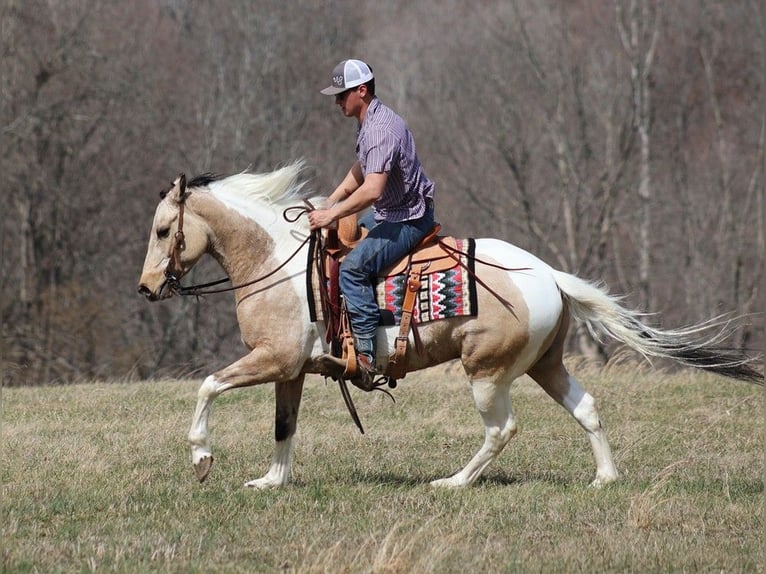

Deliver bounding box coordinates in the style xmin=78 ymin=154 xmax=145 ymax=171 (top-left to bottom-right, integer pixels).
xmin=137 ymin=60 xmax=762 ymax=489
xmin=308 ymin=59 xmax=436 ymax=391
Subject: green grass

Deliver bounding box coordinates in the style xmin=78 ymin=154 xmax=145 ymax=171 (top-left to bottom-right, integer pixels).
xmin=3 ymin=361 xmax=763 ymax=573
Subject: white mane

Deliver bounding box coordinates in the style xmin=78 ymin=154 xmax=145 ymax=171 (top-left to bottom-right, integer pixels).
xmin=208 ymin=161 xmax=309 ymax=207
xmin=202 ymin=160 xmax=314 ymax=230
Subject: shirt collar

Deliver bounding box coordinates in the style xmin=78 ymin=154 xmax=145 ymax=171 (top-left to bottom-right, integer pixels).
xmin=358 ymin=97 xmax=381 ymax=134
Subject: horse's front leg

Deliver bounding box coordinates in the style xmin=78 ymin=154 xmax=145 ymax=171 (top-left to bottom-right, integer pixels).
xmin=188 ymin=374 xmax=232 ymax=482
xmin=245 ymin=376 xmax=304 ymax=489
xmin=187 ymin=348 xmax=304 ymax=484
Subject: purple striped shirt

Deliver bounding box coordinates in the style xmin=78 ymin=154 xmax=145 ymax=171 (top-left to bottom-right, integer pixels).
xmin=356 ymin=98 xmax=434 ymax=222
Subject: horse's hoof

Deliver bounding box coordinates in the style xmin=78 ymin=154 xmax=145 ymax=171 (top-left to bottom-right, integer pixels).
xmin=194 ymin=455 xmax=214 ymax=483
xmin=589 ymin=474 xmax=618 ymax=488
xmin=244 ymin=474 xmax=290 ymax=489
xmin=429 ymin=477 xmax=463 ymax=488
xmin=244 ymin=478 xmax=276 ymax=490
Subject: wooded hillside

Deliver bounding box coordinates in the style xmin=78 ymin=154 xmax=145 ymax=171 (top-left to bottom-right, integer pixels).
xmin=2 ymin=0 xmax=763 ymax=384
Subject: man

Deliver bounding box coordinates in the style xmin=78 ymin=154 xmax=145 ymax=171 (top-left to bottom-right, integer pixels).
xmin=309 ymin=59 xmax=436 ymax=389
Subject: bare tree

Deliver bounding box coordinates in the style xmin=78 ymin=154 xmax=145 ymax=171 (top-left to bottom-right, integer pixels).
xmin=615 ymin=0 xmax=661 ymax=310
xmin=1 ymin=0 xmax=761 ymax=384
xmin=695 ymin=1 xmax=764 ymax=348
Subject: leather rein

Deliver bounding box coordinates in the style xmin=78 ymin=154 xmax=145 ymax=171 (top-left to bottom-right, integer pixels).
xmin=165 ymin=198 xmax=527 ymax=307
xmin=164 ymin=199 xmax=312 ymax=298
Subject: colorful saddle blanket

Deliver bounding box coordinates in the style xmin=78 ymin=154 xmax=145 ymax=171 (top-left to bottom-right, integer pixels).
xmin=307 ymin=237 xmax=478 ymax=326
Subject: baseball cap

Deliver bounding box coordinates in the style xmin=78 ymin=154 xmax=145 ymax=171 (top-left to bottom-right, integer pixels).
xmin=320 ymin=59 xmax=374 ymax=95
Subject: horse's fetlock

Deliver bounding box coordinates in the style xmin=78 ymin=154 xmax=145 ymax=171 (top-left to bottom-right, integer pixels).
xmin=188 ymin=429 xmax=208 ymax=447
xmin=488 ymin=423 xmax=516 ymax=448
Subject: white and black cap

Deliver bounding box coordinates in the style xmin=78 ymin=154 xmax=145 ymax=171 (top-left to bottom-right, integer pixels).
xmin=320 ymin=59 xmax=374 ymax=95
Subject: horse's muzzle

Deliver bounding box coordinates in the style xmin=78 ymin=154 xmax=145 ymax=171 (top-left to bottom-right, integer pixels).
xmin=137 ymin=284 xmax=158 ymax=301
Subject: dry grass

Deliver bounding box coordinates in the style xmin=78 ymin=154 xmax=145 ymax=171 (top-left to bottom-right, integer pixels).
xmin=2 ymin=360 xmax=763 ymax=573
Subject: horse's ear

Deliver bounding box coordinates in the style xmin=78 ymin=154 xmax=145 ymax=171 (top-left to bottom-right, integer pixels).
xmin=168 ymin=173 xmax=189 ymax=203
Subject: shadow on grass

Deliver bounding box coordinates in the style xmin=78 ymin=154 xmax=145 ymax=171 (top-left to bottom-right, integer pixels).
xmin=477 ymin=470 xmax=576 ymax=488
xmin=342 ymin=469 xmax=577 ymax=488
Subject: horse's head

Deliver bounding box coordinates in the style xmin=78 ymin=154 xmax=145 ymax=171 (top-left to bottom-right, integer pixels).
xmin=138 ymin=174 xmax=210 ymax=301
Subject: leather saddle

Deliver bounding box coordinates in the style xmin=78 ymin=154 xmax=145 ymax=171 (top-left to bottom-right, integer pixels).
xmin=316 ymin=213 xmax=461 ymax=382
xmin=328 ymin=214 xmax=458 ymax=276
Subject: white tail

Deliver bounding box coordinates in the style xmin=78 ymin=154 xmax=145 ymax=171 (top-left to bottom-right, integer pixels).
xmin=551 ymin=270 xmax=763 ymax=384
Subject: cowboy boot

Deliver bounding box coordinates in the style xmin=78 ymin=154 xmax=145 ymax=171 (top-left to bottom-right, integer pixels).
xmin=350 ymin=337 xmax=377 ymax=391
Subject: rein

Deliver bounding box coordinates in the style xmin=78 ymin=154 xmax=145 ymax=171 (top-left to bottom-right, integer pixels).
xmin=164 ymin=198 xmax=526 ymax=309
xmin=165 ymin=202 xmax=312 ymax=297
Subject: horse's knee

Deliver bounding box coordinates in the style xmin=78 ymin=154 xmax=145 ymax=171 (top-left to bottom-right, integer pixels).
xmin=198 ymin=375 xmax=227 ymax=400
xmin=501 ymin=420 xmax=518 ymax=443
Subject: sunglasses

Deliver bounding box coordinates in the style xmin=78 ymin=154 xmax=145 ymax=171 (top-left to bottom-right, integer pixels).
xmin=336 ymin=86 xmax=360 ymax=101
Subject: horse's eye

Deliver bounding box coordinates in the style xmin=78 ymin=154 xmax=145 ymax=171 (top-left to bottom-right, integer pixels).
xmin=157 ymin=227 xmax=170 ymax=240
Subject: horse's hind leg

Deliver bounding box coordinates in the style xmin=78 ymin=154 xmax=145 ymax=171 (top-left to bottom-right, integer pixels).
xmin=528 ymin=360 xmax=618 ymax=487
xmin=245 ymin=376 xmax=304 ymax=489
xmin=431 ymin=376 xmax=517 ymax=488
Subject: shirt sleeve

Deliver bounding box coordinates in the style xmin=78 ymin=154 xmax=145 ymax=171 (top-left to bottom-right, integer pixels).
xmin=362 ymin=127 xmax=398 ymax=174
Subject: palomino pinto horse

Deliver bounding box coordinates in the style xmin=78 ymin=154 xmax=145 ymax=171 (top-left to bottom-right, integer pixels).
xmin=138 ymin=162 xmax=763 ymax=488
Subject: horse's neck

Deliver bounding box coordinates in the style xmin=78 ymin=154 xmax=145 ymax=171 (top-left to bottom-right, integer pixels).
xmin=196 ymin=194 xmax=306 ymax=287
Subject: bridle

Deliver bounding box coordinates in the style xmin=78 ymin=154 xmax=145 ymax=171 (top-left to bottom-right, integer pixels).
xmin=163 ymin=197 xmax=313 ymax=298
xmin=160 ymin=195 xmax=366 ymax=431
xmin=164 ymin=196 xmax=187 ymax=292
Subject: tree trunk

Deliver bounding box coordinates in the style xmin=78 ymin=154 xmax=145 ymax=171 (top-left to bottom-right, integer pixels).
xmin=616 ymin=0 xmax=660 ymax=310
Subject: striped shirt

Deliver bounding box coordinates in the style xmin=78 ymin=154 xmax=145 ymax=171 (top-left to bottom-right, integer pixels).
xmin=356 ymin=98 xmax=435 ymax=222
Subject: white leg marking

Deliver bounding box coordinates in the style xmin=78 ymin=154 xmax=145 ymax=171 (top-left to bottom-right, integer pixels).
xmin=245 ymin=439 xmax=293 ymax=489
xmin=565 ymin=376 xmax=618 ymax=487
xmin=188 ymin=375 xmax=232 ymax=480
xmin=431 ymin=379 xmax=517 ymax=488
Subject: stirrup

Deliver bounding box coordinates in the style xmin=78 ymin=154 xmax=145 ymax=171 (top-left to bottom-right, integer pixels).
xmin=350 ymin=355 xmax=397 ymax=399
xmin=318 ymin=352 xmax=395 ymax=393
xmin=349 ymin=354 xmax=377 ymax=391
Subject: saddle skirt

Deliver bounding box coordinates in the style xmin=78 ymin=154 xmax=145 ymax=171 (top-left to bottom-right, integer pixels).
xmin=306 ymin=214 xmax=478 ymax=327
xmin=376 ymin=237 xmax=477 ymax=325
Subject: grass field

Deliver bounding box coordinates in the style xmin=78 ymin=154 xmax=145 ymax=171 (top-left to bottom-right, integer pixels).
xmin=3 ymin=360 xmax=763 ymax=573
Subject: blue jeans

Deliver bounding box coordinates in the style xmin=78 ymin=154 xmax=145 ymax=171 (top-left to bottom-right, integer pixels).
xmin=340 ymin=204 xmax=435 ymax=342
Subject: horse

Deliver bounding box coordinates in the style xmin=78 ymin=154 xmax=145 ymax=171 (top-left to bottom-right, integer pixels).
xmin=137 ymin=161 xmax=763 ymax=488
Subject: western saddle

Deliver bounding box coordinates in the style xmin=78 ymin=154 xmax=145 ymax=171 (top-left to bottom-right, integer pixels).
xmin=315 ymin=213 xmax=460 ymax=385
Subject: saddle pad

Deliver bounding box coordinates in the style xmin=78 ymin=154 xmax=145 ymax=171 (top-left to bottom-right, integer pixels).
xmin=376 ymin=238 xmax=477 ymax=324
xmin=306 ymin=236 xmax=478 ymax=326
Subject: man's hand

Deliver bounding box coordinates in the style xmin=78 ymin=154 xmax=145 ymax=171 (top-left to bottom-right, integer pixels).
xmin=308 ymin=208 xmax=335 ymax=230
xmin=308 ymin=172 xmax=385 ymax=230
